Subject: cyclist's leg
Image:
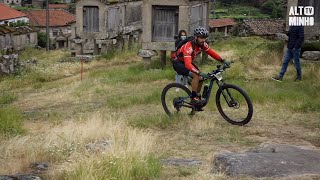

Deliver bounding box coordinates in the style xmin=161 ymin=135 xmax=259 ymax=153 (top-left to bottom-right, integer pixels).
xmin=175 ymin=73 xmax=182 ymax=84
xmin=191 ymin=63 xmax=203 ymax=94
xmin=172 ymin=61 xmax=190 ymax=76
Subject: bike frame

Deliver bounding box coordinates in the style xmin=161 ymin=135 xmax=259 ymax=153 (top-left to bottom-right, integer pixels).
xmin=179 ymin=77 xmax=224 ymax=109
xmin=179 ymin=64 xmax=236 ymax=109
xmin=201 ymin=78 xmax=223 ymax=107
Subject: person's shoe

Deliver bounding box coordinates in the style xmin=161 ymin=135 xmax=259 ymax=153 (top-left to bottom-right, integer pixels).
xmin=272 ymin=76 xmax=282 ymax=82
xmin=195 ymin=106 xmax=204 ymax=111
xmin=294 ymin=77 xmax=302 ymax=82
xmin=191 ymin=97 xmax=205 ymax=106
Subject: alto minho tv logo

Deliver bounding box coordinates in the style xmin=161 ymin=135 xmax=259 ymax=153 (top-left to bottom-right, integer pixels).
xmin=289 ymin=6 xmax=314 ymax=26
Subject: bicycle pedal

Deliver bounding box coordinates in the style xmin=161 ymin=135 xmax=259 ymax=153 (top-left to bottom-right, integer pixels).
xmin=195 ymin=107 xmax=204 ymax=111
xmin=189 ymin=109 xmax=196 ymax=115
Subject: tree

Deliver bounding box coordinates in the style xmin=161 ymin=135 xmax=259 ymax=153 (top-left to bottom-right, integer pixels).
xmin=37 ymin=32 xmax=47 ymax=48
xmin=261 ymin=0 xmax=284 ymax=18
xmin=69 ymin=0 xmax=78 ymax=14
xmin=9 ymin=21 xmax=29 ymax=27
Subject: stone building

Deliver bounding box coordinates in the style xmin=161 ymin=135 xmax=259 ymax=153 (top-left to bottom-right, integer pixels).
xmin=209 ymin=18 xmax=237 ymax=36
xmin=0 ymin=24 xmax=38 ymax=51
xmin=234 ymin=19 xmax=285 ymax=37
xmin=25 ymin=9 xmax=75 ymax=49
xmin=22 ymin=0 xmax=44 ymax=8
xmin=0 ymin=3 xmax=29 ymax=25
xmin=72 ymin=0 xmax=143 ymax=55
xmin=141 ymin=0 xmax=210 ymax=62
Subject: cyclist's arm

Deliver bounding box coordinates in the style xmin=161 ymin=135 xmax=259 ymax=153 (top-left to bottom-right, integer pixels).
xmin=184 ymin=56 xmax=200 ymax=74
xmin=183 ymin=44 xmax=200 ymax=74
xmin=203 ymin=43 xmax=223 ymax=61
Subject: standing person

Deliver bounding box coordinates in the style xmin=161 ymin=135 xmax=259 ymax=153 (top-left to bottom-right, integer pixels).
xmin=175 ymin=30 xmax=188 ymax=89
xmin=272 ymin=25 xmax=304 ymax=82
xmin=171 ymin=27 xmax=231 ymax=105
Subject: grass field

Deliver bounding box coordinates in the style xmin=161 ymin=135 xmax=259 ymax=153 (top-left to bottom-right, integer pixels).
xmin=211 ymin=4 xmax=271 ymax=19
xmin=0 ymin=36 xmax=319 ymax=179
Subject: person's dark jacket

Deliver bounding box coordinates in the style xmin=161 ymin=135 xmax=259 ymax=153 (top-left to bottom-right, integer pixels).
xmin=287 ymin=26 xmax=304 ymax=49
xmin=175 ymin=39 xmax=183 ymax=49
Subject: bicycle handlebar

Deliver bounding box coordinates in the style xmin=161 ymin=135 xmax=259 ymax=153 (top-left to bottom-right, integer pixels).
xmin=207 ymin=61 xmax=235 ymax=79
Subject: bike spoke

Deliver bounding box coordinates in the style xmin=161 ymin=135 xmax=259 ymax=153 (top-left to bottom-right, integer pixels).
xmin=217 ymin=85 xmax=252 ymax=125
xmin=163 ymin=84 xmax=192 ymax=116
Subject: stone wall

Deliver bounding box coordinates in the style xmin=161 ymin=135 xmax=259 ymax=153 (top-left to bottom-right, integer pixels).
xmin=72 ymin=0 xmax=143 ymax=55
xmin=0 ymin=54 xmax=19 ymax=75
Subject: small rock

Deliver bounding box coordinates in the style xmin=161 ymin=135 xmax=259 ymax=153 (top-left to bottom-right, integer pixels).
xmin=0 ymin=174 xmax=42 ymax=180
xmin=302 ymin=51 xmax=320 ymax=61
xmin=0 ymin=175 xmax=14 ymax=180
xmin=162 ymin=158 xmax=202 ymax=166
xmin=275 ymin=33 xmax=288 ymax=41
xmin=85 ymin=139 xmax=112 ymax=152
xmin=30 ymin=162 xmax=49 ymax=172
xmin=15 ymin=174 xmax=42 ymax=180
xmin=137 ymin=49 xmax=158 ymax=58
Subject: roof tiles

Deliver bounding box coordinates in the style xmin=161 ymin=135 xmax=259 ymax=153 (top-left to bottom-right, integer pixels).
xmin=48 ymin=4 xmax=70 ymax=10
xmin=0 ymin=3 xmax=27 ymax=21
xmin=25 ymin=9 xmax=75 ymax=27
xmin=243 ymin=19 xmax=285 ymax=35
xmin=209 ymin=18 xmax=237 ymax=28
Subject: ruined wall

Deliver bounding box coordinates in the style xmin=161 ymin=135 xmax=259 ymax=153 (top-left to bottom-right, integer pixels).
xmin=0 ymin=33 xmax=37 ymax=51
xmin=142 ymin=0 xmax=209 ymax=51
xmin=73 ymin=0 xmax=143 ymax=55
xmin=12 ymin=32 xmax=38 ymax=50
xmin=0 ymin=54 xmax=19 ymax=75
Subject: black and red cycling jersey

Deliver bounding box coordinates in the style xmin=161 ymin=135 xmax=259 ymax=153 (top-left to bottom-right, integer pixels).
xmin=171 ymin=40 xmax=223 ymax=74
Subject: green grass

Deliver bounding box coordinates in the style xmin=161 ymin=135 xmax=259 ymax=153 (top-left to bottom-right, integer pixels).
xmin=66 ymin=154 xmax=162 ymax=180
xmin=215 ymin=126 xmax=250 ymax=145
xmin=106 ymin=89 xmax=161 ymax=109
xmin=128 ymin=114 xmax=178 ymax=129
xmin=225 ymin=79 xmax=320 ymax=113
xmin=0 ymin=107 xmax=24 ymax=137
xmin=89 ymin=63 xmax=174 ymax=84
xmin=177 ymin=166 xmax=197 ymax=177
xmin=0 ymin=92 xmax=17 ymax=104
xmin=212 ymin=4 xmax=271 ymax=19
xmin=213 ymin=36 xmax=284 ymax=59
xmin=0 ymin=48 xmax=73 ymax=91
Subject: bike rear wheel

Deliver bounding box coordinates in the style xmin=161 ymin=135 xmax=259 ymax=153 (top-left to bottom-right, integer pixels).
xmin=162 ymin=83 xmax=192 ymax=116
xmin=216 ymin=84 xmax=253 ymax=125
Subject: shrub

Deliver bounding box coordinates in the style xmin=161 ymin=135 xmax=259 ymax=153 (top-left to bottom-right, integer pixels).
xmin=301 ymin=41 xmax=320 ymax=52
xmin=67 ymin=154 xmax=161 ymax=180
xmin=0 ymin=107 xmax=24 ymax=136
xmin=37 ymin=32 xmax=47 ymax=48
xmin=261 ymin=0 xmax=284 ymax=18
xmin=0 ymin=92 xmax=17 ymax=104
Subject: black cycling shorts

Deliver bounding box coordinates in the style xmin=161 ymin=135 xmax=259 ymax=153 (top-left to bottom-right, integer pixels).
xmin=172 ymin=61 xmax=199 ymax=77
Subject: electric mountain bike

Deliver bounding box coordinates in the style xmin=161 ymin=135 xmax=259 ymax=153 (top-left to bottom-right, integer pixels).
xmin=161 ymin=63 xmax=253 ymax=125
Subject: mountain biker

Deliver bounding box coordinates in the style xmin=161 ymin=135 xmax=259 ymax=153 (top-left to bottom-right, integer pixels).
xmin=171 ymin=26 xmax=231 ymax=105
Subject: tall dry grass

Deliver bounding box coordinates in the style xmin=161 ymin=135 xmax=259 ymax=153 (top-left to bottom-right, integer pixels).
xmin=1 ymin=37 xmax=319 ymax=179
xmin=0 ymin=113 xmax=159 ymax=178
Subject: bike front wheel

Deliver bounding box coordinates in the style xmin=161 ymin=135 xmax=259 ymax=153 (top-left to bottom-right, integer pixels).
xmin=216 ymin=84 xmax=253 ymax=125
xmin=162 ymin=83 xmax=192 ymax=116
